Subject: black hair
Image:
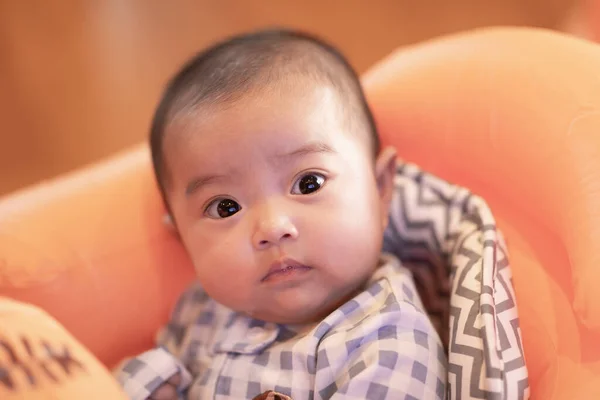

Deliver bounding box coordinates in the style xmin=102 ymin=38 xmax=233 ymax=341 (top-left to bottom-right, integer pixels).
xmin=150 ymin=28 xmax=380 ymax=210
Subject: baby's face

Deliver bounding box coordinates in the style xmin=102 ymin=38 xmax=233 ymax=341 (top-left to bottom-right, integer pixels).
xmin=163 ymin=84 xmax=396 ymax=324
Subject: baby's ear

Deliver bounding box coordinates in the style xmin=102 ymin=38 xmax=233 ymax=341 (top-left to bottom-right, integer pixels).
xmin=162 ymin=213 xmax=180 ymax=237
xmin=162 ymin=213 xmax=174 ymax=227
xmin=374 ymin=146 xmax=397 ymax=229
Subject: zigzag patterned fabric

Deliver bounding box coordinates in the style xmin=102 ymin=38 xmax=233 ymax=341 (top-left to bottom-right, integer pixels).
xmin=383 ymin=162 xmax=530 ymax=400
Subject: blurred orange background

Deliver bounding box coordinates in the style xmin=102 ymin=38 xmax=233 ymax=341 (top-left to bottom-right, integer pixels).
xmin=0 ymin=0 xmax=593 ymax=196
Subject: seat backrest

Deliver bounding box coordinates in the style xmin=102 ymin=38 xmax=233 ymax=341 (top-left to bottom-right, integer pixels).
xmin=363 ymin=26 xmax=600 ymax=397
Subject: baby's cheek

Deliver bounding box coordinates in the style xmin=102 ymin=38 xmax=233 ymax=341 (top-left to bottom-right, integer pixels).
xmin=195 ymin=262 xmax=253 ymax=310
xmin=314 ymin=195 xmax=381 ymax=262
xmin=188 ymin=233 xmax=255 ymax=307
xmin=209 ymin=275 xmax=250 ymax=304
xmin=333 ymin=187 xmax=380 ymax=233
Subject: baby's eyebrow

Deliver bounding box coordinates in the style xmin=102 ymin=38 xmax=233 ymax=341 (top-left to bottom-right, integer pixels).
xmin=275 ymin=141 xmax=336 ymax=160
xmin=185 ymin=142 xmax=334 ymax=197
xmin=185 ymin=174 xmax=226 ymax=197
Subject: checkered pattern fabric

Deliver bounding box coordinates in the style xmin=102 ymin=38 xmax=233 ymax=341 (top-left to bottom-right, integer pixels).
xmin=115 ymin=254 xmax=447 ymax=399
xmin=117 ymin=347 xmax=193 ymax=400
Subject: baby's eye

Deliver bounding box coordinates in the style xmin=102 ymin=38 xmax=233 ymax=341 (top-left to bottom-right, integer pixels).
xmin=205 ymin=198 xmax=241 ymax=219
xmin=291 ymin=173 xmax=326 ymax=195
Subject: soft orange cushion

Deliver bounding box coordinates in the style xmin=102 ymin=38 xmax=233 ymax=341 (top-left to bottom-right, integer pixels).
xmin=0 ymin=146 xmax=196 ymax=368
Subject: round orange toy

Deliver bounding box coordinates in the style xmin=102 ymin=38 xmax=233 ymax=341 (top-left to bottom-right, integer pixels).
xmin=1 ymin=27 xmax=600 ymax=399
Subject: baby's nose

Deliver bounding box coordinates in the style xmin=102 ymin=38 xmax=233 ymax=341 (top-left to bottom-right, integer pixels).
xmin=253 ymin=214 xmax=298 ymax=250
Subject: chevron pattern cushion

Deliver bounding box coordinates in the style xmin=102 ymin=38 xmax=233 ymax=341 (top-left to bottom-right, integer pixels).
xmin=383 ymin=161 xmax=529 ymax=400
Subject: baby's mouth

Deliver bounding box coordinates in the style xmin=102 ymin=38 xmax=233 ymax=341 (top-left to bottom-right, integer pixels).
xmin=261 ymin=258 xmax=312 ymax=283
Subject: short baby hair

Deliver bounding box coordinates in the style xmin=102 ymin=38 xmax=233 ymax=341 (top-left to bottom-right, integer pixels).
xmin=150 ymin=28 xmax=380 ymax=208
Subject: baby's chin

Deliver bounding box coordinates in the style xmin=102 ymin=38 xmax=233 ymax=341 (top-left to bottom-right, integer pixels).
xmin=244 ymin=307 xmax=331 ymax=326
xmin=242 ymin=285 xmax=365 ymax=326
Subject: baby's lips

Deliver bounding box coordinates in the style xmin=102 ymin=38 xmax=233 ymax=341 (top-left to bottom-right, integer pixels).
xmin=261 ymin=257 xmax=311 ymax=281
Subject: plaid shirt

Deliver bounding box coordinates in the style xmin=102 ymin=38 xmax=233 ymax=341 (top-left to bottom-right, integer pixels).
xmin=115 ymin=253 xmax=446 ymax=400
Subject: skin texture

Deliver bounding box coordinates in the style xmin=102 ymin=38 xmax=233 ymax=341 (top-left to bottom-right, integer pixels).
xmin=149 ymin=373 xmax=181 ymax=400
xmin=163 ymin=83 xmax=397 ymax=326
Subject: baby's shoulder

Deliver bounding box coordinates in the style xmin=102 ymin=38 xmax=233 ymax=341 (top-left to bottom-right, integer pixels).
xmin=156 ymin=282 xmax=234 ymax=357
xmin=169 ymin=281 xmax=238 ymax=328
xmin=317 ymin=256 xmax=430 ymax=340
xmin=365 ymin=253 xmax=425 ymax=313
xmin=169 ymin=281 xmax=213 ymax=324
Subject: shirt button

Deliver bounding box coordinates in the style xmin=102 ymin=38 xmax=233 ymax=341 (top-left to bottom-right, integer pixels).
xmin=248 ymin=327 xmax=267 ymax=342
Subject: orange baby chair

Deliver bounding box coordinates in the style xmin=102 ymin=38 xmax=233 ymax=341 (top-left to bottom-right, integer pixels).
xmin=1 ymin=27 xmax=600 ymax=399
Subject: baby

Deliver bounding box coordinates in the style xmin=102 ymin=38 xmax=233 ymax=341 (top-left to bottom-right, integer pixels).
xmin=116 ymin=29 xmax=447 ymax=399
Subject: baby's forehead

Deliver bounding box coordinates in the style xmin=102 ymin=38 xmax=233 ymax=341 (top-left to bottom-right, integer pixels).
xmin=159 ymin=86 xmax=376 ymax=197
xmin=165 ymin=80 xmax=368 ymax=151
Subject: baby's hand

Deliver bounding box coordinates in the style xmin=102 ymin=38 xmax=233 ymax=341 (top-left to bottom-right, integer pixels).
xmin=147 ymin=372 xmax=182 ymax=400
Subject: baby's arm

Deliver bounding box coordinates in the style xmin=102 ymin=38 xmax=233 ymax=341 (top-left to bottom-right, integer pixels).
xmin=115 ymin=282 xmax=210 ymax=399
xmin=115 ymin=347 xmax=192 ymax=400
